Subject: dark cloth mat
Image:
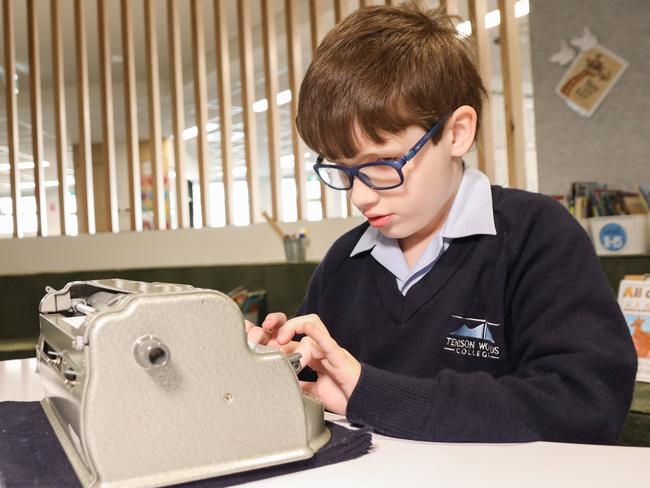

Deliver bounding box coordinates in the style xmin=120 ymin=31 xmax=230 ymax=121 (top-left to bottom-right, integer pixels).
xmin=0 ymin=401 xmax=372 ymax=487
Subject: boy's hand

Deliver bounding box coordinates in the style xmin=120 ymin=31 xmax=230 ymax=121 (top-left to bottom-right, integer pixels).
xmin=245 ymin=312 xmax=297 ymax=354
xmin=269 ymin=314 xmax=361 ymax=415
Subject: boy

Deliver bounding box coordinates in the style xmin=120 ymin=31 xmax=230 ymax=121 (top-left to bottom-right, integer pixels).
xmin=247 ymin=3 xmax=637 ymax=443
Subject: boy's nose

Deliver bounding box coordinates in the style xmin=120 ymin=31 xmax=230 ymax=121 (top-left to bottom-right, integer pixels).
xmin=348 ymin=178 xmax=380 ymax=211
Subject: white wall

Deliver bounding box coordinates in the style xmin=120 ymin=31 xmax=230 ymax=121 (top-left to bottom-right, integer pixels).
xmin=0 ymin=216 xmax=364 ymax=276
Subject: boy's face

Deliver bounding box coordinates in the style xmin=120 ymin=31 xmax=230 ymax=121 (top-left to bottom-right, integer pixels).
xmin=339 ymin=122 xmax=463 ymax=242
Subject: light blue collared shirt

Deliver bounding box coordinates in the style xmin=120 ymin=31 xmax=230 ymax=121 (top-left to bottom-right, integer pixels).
xmin=350 ymin=166 xmax=497 ymax=295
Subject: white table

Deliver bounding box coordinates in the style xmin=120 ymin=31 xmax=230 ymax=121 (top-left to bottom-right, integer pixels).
xmin=1 ymin=358 xmax=648 ymax=487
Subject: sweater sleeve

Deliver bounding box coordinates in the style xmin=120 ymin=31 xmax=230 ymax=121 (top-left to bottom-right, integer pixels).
xmin=346 ymin=199 xmax=638 ymax=444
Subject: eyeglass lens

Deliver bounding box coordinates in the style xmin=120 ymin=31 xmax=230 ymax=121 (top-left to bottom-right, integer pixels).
xmin=318 ymin=164 xmax=402 ymax=190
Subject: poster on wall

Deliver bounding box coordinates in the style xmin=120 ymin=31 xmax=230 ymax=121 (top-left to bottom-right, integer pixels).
xmin=618 ymin=276 xmax=650 ymax=383
xmin=553 ymin=28 xmax=628 ymax=118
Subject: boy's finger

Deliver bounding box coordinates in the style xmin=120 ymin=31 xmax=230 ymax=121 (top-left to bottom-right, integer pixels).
xmin=278 ymin=340 xmax=300 ymax=355
xmin=299 ymin=381 xmax=319 ymax=398
xmin=295 ymin=336 xmax=321 ymax=370
xmin=304 ymin=322 xmax=346 ymax=370
xmin=247 ymin=326 xmax=270 ymax=345
xmin=276 ymin=314 xmax=328 ymax=344
xmin=261 ymin=312 xmax=288 ymax=331
xmin=244 ymin=319 xmax=255 ymax=332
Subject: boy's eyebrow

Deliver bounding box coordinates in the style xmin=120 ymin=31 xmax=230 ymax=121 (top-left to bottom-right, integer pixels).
xmin=350 ymin=146 xmax=403 ymax=163
xmin=332 ymin=152 xmax=392 ymax=167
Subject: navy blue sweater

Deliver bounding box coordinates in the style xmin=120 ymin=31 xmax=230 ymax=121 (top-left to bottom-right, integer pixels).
xmin=296 ymin=186 xmax=637 ymax=444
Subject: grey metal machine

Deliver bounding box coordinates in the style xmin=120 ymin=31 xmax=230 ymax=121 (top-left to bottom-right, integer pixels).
xmin=36 ymin=279 xmax=330 ymax=488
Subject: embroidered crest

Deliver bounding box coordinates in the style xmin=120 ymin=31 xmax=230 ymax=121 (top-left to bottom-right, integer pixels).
xmin=443 ymin=315 xmax=501 ymax=359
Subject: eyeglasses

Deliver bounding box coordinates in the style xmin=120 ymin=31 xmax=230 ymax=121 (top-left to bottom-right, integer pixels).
xmin=313 ymin=114 xmax=449 ymax=191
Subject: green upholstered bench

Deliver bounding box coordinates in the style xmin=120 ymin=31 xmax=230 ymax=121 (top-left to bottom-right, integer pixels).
xmin=2 ymin=255 xmax=646 ymax=343
xmin=0 ymin=262 xmax=319 ymax=350
xmin=620 ymin=382 xmax=650 ymax=447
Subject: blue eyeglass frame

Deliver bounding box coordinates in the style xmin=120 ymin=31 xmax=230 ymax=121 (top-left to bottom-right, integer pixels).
xmin=313 ymin=114 xmax=450 ymax=191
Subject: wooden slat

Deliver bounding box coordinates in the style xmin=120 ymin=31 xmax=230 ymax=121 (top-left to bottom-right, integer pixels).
xmin=261 ymin=0 xmax=282 ymax=221
xmin=188 ymin=1 xmax=210 ymax=228
xmin=498 ymin=0 xmax=526 ymax=189
xmin=237 ymin=0 xmax=260 ymax=224
xmin=144 ymin=0 xmax=166 ymax=230
xmin=309 ymin=0 xmax=325 ymax=54
xmin=73 ymin=0 xmax=95 ymax=235
xmin=190 ymin=0 xmax=211 ymax=227
xmin=440 ymin=0 xmax=460 ymax=15
xmin=285 ymin=0 xmax=306 ymax=221
xmin=334 ymin=0 xmax=346 ymax=23
xmin=342 ymin=194 xmax=352 ymax=219
xmin=26 ymin=0 xmax=46 ymax=236
xmin=214 ymin=0 xmax=234 ymax=225
xmin=334 ymin=0 xmax=352 ymax=217
xmin=309 ymin=0 xmax=328 ymax=218
xmin=360 ymin=0 xmax=369 ymax=7
xmin=97 ymin=0 xmax=119 ymax=232
xmin=121 ymin=0 xmax=143 ymax=231
xmin=3 ymin=0 xmax=21 ymax=238
xmin=468 ymin=0 xmax=496 ymax=181
xmin=167 ymin=0 xmax=189 ymax=229
xmin=50 ymin=0 xmax=69 ymax=235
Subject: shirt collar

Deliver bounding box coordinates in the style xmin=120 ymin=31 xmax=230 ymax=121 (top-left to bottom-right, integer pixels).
xmin=350 ymin=165 xmax=496 ymax=257
xmin=441 ymin=165 xmax=497 ymax=239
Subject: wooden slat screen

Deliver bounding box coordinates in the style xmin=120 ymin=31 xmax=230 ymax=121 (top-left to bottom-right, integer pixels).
xmin=334 ymin=0 xmax=346 ymax=23
xmin=237 ymin=0 xmax=261 ymax=224
xmin=261 ymin=0 xmax=282 ymax=221
xmin=309 ymin=0 xmax=328 ymax=218
xmin=0 ymin=0 xmax=531 ymax=239
xmin=3 ymin=0 xmax=21 ymax=238
xmin=333 ymin=0 xmax=352 ymax=217
xmin=167 ymin=0 xmax=189 ymax=229
xmin=50 ymin=0 xmax=70 ymax=235
xmin=73 ymin=0 xmax=96 ymax=235
xmin=26 ymin=0 xmax=46 ymax=236
xmin=97 ymin=0 xmax=119 ymax=232
xmin=469 ymin=0 xmax=496 ymax=182
xmin=214 ymin=0 xmax=234 ymax=225
xmin=144 ymin=0 xmax=166 ymax=230
xmin=190 ymin=0 xmax=211 ymax=227
xmin=122 ymin=0 xmax=143 ymax=231
xmin=285 ymin=0 xmax=306 ymax=221
xmin=440 ymin=0 xmax=460 ymax=16
xmin=498 ymin=0 xmax=527 ymax=189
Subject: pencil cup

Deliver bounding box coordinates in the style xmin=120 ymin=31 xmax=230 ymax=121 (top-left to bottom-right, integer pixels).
xmin=283 ymin=236 xmax=306 ymax=262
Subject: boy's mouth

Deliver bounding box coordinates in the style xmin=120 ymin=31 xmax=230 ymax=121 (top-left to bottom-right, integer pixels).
xmin=366 ymin=214 xmax=393 ymax=228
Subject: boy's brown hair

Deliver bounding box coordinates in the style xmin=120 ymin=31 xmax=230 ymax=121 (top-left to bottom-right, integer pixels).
xmin=296 ymin=2 xmax=487 ymax=162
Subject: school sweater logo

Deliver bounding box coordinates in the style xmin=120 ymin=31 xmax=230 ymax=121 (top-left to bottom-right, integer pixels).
xmin=443 ymin=315 xmax=501 ymax=359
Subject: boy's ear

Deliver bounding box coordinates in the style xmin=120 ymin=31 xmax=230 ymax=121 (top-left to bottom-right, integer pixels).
xmin=448 ymin=106 xmax=478 ymax=158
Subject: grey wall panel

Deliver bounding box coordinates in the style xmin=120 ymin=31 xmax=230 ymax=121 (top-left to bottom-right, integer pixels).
xmin=530 ymin=0 xmax=650 ymax=195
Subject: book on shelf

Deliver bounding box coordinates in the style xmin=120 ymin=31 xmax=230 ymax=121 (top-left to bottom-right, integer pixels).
xmin=618 ymin=275 xmax=650 ymax=383
xmin=565 ymin=181 xmax=649 ymax=218
xmin=639 ymin=185 xmax=650 ymax=213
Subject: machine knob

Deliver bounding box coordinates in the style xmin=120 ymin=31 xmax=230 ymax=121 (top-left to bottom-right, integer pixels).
xmin=133 ymin=335 xmax=170 ymax=368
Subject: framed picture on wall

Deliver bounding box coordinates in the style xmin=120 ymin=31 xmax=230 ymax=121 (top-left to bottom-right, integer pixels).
xmin=555 ymin=44 xmax=628 ymax=117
